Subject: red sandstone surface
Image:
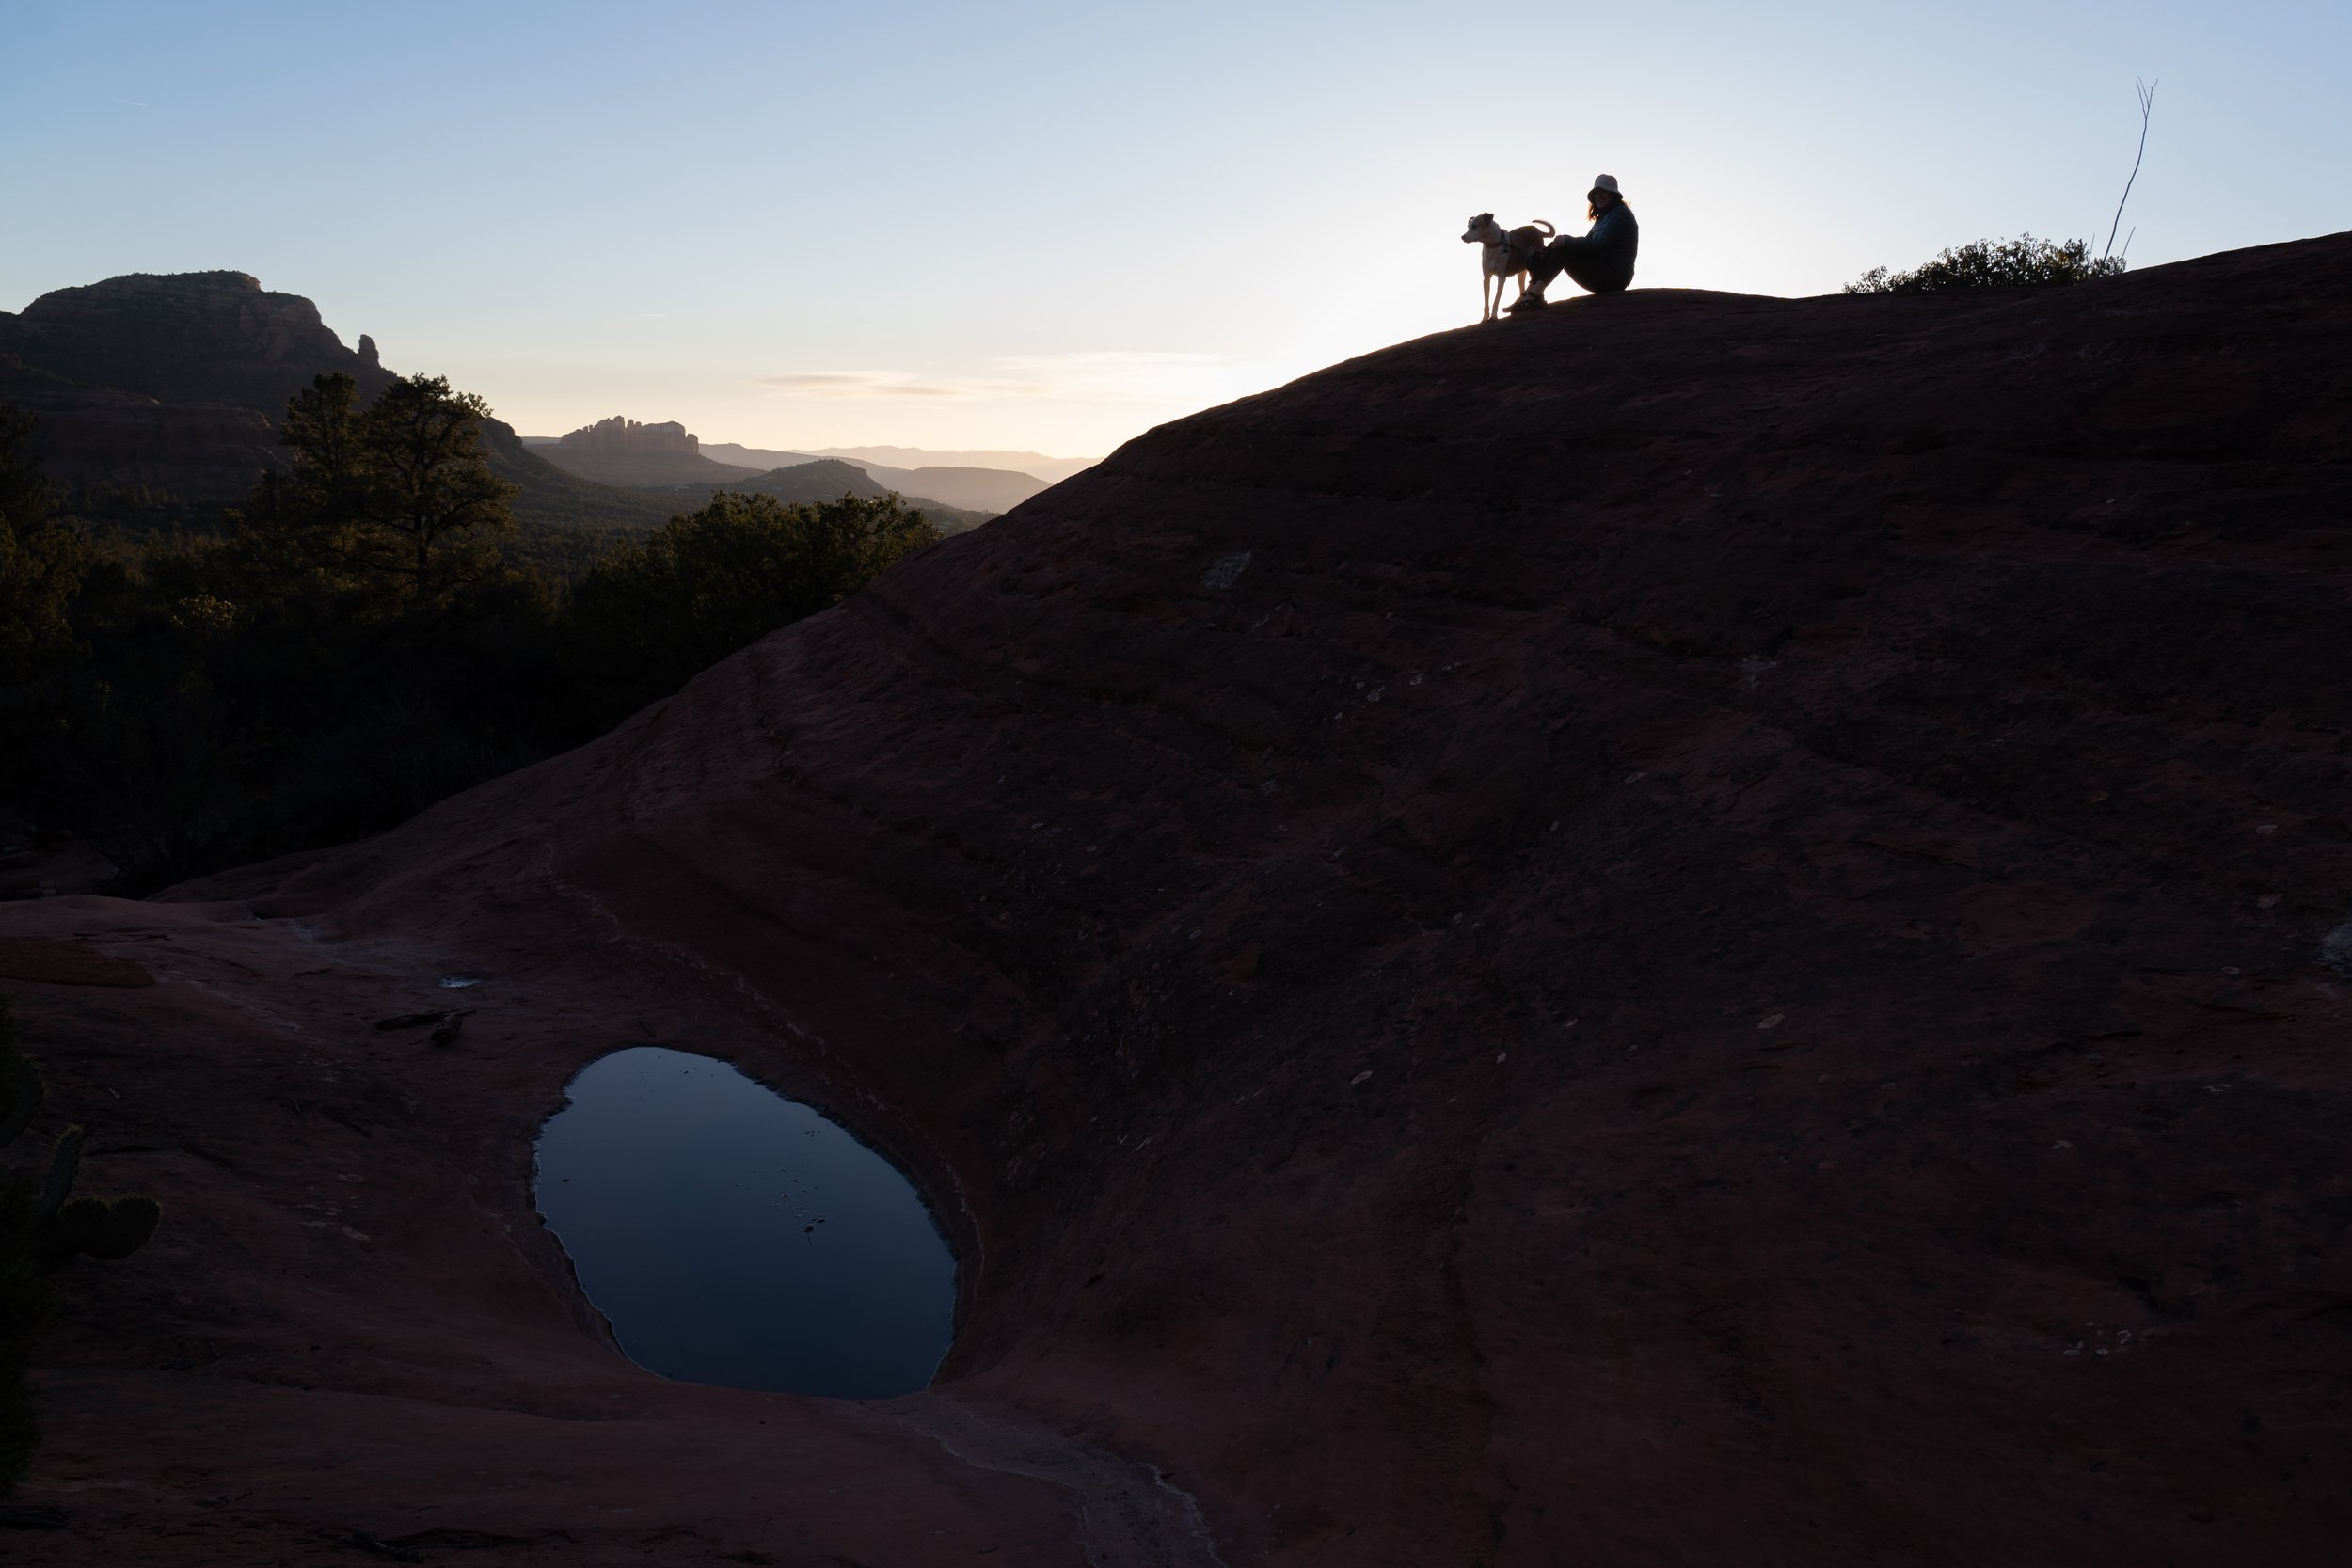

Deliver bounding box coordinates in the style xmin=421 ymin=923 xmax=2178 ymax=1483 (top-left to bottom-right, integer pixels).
xmin=8 ymin=236 xmax=2352 ymax=1564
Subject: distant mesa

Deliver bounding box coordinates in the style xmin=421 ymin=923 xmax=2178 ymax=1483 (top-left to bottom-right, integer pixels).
xmin=536 ymin=418 xmax=760 ymax=490
xmin=0 ymin=270 xmax=390 ymax=414
xmin=0 ymin=270 xmax=690 ymax=534
xmin=0 ymin=270 xmax=389 ymax=503
xmin=560 ymin=415 xmax=703 ymax=456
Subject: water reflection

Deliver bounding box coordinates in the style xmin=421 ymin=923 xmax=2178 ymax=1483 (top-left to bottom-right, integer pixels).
xmin=534 ymin=1046 xmax=955 ymax=1398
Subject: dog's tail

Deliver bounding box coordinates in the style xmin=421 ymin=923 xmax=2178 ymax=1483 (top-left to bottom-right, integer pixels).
xmin=1531 ymin=219 xmax=1556 ymax=236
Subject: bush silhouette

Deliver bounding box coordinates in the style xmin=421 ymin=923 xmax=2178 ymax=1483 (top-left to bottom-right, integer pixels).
xmin=562 ymin=489 xmax=940 ymax=734
xmin=1847 ymin=234 xmax=2124 ymax=294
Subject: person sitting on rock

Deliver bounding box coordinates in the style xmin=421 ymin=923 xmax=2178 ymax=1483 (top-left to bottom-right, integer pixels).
xmin=1505 ymin=174 xmax=1638 ymax=310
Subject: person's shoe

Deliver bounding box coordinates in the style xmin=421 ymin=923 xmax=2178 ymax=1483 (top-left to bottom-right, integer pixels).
xmin=1503 ymin=292 xmax=1548 ymax=313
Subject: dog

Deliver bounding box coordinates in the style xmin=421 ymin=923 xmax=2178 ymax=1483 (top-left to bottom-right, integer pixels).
xmin=1461 ymin=213 xmax=1556 ymax=322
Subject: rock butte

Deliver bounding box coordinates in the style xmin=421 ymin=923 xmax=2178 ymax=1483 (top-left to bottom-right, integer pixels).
xmin=0 ymin=272 xmax=683 ymax=535
xmin=0 ymin=271 xmax=391 ymax=499
xmin=8 ymin=234 xmax=2352 ymax=1565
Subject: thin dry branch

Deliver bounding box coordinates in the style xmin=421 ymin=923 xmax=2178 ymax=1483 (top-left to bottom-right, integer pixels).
xmin=2103 ymin=78 xmax=2157 ymax=263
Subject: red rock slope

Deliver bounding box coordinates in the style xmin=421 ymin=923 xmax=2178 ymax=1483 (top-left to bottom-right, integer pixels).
xmin=11 ymin=233 xmax=2352 ymax=1565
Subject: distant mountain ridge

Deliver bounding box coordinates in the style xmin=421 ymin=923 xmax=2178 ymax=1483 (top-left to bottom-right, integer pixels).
xmin=0 ymin=272 xmax=688 ymax=543
xmin=537 ymin=443 xmax=762 ymax=492
xmin=526 ymin=429 xmax=991 ymax=529
xmin=812 ymin=445 xmax=1098 ymax=485
xmin=0 ymin=271 xmax=1047 ymax=549
xmin=698 ymin=442 xmax=1058 ymax=513
xmin=732 ymin=458 xmax=892 ymax=504
xmin=712 ymin=456 xmax=1013 ymax=535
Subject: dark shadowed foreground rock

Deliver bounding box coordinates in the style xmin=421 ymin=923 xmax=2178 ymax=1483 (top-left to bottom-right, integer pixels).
xmin=8 ymin=234 xmax=2352 ymax=1565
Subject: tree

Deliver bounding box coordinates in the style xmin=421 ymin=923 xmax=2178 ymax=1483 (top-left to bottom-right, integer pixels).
xmin=38 ymin=373 xmax=546 ymax=888
xmin=564 ymin=490 xmax=940 ymax=730
xmin=227 ymin=373 xmax=517 ymax=609
xmin=356 ymin=375 xmax=517 ymax=594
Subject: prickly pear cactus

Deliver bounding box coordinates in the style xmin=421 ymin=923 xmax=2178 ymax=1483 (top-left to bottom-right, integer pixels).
xmin=23 ymin=1121 xmax=162 ymax=1271
xmin=40 ymin=1194 xmax=163 ymax=1264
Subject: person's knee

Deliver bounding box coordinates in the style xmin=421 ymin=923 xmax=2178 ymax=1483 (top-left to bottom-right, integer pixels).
xmin=1559 ymin=257 xmax=1630 ymax=295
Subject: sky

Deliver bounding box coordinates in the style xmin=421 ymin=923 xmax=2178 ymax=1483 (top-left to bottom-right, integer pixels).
xmin=2 ymin=1 xmax=2347 ymax=460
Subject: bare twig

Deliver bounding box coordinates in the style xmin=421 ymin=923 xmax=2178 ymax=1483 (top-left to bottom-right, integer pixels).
xmin=2103 ymin=78 xmax=2157 ymax=262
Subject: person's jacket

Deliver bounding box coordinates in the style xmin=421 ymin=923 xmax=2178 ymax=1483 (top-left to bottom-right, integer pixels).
xmin=1562 ymin=202 xmax=1639 ymax=293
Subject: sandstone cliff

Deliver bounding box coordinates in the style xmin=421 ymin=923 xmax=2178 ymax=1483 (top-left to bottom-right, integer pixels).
xmin=0 ymin=273 xmax=685 ymax=533
xmin=0 ymin=271 xmax=393 ymax=414
xmin=558 ymin=416 xmax=701 ymax=455
xmin=7 ymin=235 xmax=2351 ymax=1566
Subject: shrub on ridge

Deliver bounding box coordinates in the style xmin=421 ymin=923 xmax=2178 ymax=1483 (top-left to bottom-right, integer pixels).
xmin=1847 ymin=234 xmax=2124 ymax=294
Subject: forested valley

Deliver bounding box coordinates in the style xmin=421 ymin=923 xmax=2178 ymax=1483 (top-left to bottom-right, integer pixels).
xmin=0 ymin=375 xmax=939 ymax=894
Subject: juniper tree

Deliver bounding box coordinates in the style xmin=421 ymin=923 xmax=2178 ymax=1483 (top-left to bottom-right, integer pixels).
xmin=354 ymin=374 xmax=517 ymax=596
xmin=230 ymin=372 xmax=517 ymax=608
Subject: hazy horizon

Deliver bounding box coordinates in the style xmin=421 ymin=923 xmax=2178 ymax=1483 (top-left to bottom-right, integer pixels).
xmin=4 ymin=0 xmax=2347 ymax=457
xmin=528 ymin=430 xmax=1100 ymax=473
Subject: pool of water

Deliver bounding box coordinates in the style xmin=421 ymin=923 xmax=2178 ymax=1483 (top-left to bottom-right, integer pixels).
xmin=533 ymin=1046 xmax=956 ymax=1399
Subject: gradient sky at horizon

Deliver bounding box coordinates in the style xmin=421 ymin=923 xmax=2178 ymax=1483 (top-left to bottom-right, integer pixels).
xmin=3 ymin=0 xmax=2346 ymax=460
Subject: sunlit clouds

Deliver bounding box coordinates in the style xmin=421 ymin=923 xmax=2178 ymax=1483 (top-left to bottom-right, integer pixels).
xmin=755 ymin=370 xmax=1029 ymax=401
